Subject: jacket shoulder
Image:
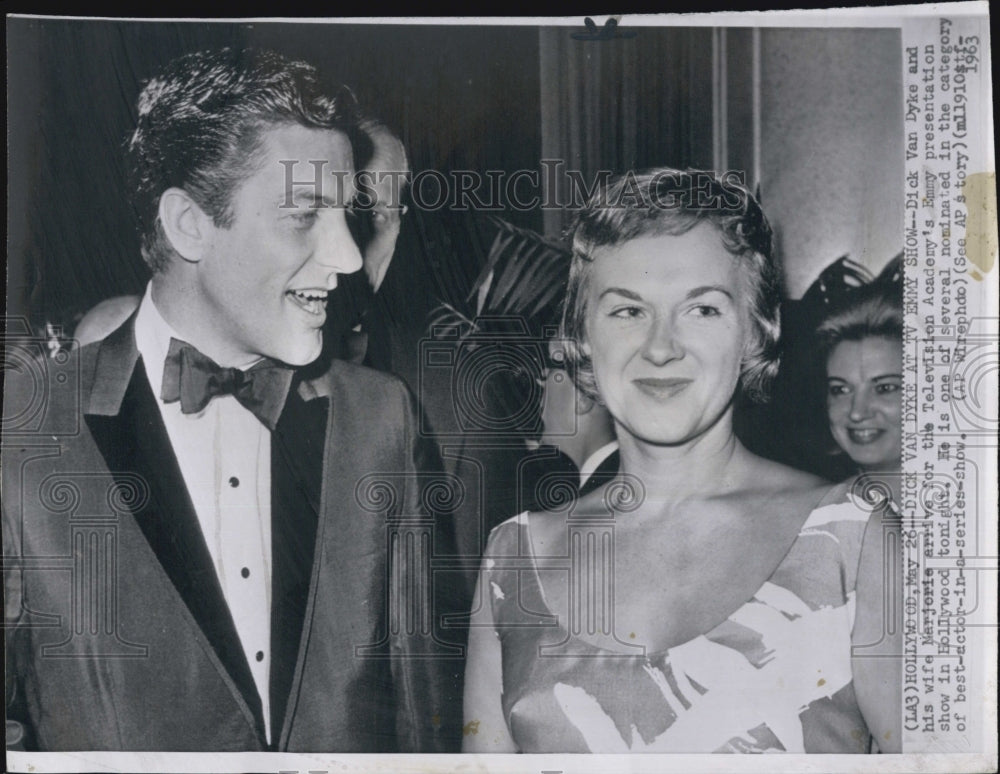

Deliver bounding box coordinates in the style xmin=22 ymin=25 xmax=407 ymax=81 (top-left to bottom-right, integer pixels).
xmin=2 ymin=343 xmax=99 ymax=438
xmin=300 ymin=358 xmax=414 ymax=406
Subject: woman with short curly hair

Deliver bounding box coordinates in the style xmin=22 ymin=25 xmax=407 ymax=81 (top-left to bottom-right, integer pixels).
xmin=464 ymin=168 xmax=900 ymax=754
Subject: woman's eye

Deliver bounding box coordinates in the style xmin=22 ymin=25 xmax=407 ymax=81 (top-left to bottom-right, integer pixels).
xmin=690 ymin=304 xmax=721 ymax=318
xmin=828 ymin=383 xmax=850 ymax=397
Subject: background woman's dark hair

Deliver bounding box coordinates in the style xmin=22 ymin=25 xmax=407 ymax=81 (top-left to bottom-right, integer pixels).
xmin=560 ymin=168 xmax=781 ymax=404
xmin=815 ymin=285 xmax=904 ymax=359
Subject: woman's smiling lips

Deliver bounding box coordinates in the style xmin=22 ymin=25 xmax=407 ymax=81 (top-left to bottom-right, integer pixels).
xmin=846 ymin=427 xmax=887 ymax=444
xmin=632 ymin=376 xmax=693 ymax=399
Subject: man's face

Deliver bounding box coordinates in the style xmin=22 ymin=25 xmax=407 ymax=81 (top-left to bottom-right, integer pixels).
xmin=195 ymin=123 xmax=362 ymax=366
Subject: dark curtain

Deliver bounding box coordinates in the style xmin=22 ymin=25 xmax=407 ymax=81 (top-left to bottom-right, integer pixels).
xmin=539 ymin=26 xmax=715 ymax=238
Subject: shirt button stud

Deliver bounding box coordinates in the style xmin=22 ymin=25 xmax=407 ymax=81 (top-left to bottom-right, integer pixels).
xmin=228 ymin=476 xmax=240 ymax=488
xmin=241 ymin=567 xmax=250 ymax=578
xmin=255 ymin=651 xmax=264 ymax=662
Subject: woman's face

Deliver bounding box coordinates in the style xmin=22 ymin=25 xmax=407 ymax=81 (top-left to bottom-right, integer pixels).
xmin=582 ymin=224 xmax=751 ymax=446
xmin=826 ymin=336 xmax=903 ymax=471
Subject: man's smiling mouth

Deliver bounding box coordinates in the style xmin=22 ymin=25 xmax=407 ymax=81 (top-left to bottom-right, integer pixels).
xmin=286 ymin=288 xmax=328 ymax=316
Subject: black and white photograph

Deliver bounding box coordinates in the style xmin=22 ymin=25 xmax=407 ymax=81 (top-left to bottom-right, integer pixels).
xmin=2 ymin=8 xmax=996 ymax=772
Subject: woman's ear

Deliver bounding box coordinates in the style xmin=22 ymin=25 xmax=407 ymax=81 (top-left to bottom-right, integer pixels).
xmin=158 ymin=187 xmax=213 ymax=263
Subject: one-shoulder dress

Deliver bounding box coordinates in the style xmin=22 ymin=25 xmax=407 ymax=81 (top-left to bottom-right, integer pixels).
xmin=477 ymin=483 xmax=882 ymax=753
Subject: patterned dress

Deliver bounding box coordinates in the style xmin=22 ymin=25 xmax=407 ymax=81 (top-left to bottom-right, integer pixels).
xmin=479 ymin=483 xmax=879 ymax=753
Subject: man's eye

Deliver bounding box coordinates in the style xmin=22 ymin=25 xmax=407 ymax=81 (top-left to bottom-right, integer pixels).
xmin=609 ymin=306 xmax=643 ymax=319
xmin=290 ymin=210 xmax=319 ymax=226
xmin=876 ymin=382 xmax=901 ymax=394
xmin=828 ymin=383 xmax=850 ymax=397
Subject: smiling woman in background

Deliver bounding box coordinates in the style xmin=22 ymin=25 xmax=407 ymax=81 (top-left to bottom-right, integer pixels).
xmin=818 ymin=291 xmax=903 ymax=476
xmin=462 ymin=169 xmax=901 ymax=754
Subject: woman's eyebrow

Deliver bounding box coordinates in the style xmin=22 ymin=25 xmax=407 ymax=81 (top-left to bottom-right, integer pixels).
xmin=597 ymin=285 xmax=734 ymax=302
xmin=684 ymin=285 xmax=733 ymax=301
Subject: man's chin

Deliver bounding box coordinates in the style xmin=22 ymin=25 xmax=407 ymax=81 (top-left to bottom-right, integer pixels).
xmin=268 ymin=334 xmax=323 ymax=367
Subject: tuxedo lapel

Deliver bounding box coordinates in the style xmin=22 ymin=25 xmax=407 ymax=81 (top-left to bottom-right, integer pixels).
xmin=85 ymin=347 xmax=265 ymax=740
xmin=269 ymin=383 xmax=326 ymax=741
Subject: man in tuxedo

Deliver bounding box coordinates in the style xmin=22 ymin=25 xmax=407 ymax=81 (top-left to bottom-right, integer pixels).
xmin=3 ymin=48 xmax=461 ymax=753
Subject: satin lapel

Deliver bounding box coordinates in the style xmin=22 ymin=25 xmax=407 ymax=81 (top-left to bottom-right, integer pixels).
xmin=269 ymin=384 xmax=326 ymax=741
xmin=279 ymin=370 xmax=392 ymax=749
xmin=85 ymin=358 xmax=266 ymax=740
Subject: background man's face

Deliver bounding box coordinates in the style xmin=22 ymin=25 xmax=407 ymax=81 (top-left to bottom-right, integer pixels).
xmin=196 ymin=123 xmax=363 ymax=366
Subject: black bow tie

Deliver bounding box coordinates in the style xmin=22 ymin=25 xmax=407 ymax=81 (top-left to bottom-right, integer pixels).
xmin=160 ymin=338 xmax=293 ymax=431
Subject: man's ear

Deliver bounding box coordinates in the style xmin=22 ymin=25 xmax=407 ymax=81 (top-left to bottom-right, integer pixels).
xmin=576 ymin=390 xmax=597 ymax=416
xmin=158 ymin=188 xmax=213 ymax=263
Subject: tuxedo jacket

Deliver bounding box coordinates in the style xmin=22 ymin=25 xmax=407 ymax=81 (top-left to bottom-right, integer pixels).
xmin=2 ymin=319 xmax=465 ymax=752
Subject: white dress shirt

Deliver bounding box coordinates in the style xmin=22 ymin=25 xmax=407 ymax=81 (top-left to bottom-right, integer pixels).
xmin=134 ymin=284 xmax=273 ymax=742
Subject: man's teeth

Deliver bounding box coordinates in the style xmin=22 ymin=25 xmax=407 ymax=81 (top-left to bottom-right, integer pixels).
xmin=288 ymin=289 xmax=328 ymax=315
xmin=848 ymin=428 xmax=882 ymax=443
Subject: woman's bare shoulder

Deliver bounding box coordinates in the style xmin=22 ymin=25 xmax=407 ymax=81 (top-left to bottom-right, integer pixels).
xmin=740 ymin=450 xmax=832 ymax=497
xmin=725 ymin=452 xmax=841 ymax=522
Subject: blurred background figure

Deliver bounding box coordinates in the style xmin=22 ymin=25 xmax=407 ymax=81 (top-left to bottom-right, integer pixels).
xmin=741 ymin=254 xmax=903 ymax=483
xmin=535 ymin=338 xmax=618 ymax=499
xmin=356 ymin=119 xmax=409 ymax=293
xmin=434 ymin=217 xmax=619 ymax=537
xmin=73 ymin=295 xmax=140 ymax=347
xmin=816 ymin=266 xmax=903 ymax=503
xmin=470 ymin=218 xmax=619 ymax=512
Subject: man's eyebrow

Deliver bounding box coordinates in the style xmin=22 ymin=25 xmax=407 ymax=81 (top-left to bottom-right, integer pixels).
xmin=873 ymin=373 xmax=903 ymax=380
xmin=278 ymin=190 xmax=350 ymax=208
xmin=598 ymin=287 xmax=644 ymax=302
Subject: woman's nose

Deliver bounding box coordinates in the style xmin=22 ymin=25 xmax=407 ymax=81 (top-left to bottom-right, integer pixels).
xmin=849 ymin=388 xmax=873 ymax=421
xmin=641 ymin=316 xmax=683 ymax=365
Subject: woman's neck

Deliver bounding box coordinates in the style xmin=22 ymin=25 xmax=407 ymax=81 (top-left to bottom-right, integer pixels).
xmin=616 ymin=416 xmax=747 ymax=504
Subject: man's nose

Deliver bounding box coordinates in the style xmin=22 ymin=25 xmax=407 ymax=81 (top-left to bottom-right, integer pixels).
xmin=641 ymin=315 xmax=683 ymax=365
xmin=313 ymin=207 xmax=363 ymax=283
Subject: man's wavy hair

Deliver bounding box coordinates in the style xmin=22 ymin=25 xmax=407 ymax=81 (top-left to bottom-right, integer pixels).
xmin=560 ymin=168 xmax=782 ymax=404
xmin=127 ymin=47 xmax=363 ymax=273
